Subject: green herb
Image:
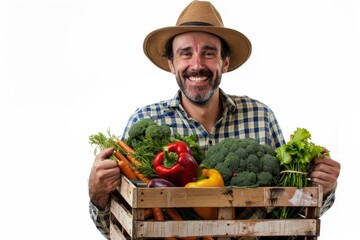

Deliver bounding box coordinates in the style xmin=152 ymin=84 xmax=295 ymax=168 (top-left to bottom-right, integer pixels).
xmin=273 ymin=127 xmax=329 ymax=219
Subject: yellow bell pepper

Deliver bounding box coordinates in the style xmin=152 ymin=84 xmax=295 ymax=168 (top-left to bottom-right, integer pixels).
xmin=185 ymin=168 xmax=224 ymax=220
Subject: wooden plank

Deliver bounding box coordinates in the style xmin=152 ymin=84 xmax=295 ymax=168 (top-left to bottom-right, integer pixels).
xmin=131 ymin=186 xmax=322 ymax=208
xmin=133 ymin=219 xmax=320 ymax=238
xmin=110 ymin=199 xmax=134 ymax=237
xmin=110 ymin=221 xmax=127 ymax=240
xmin=117 ymin=175 xmax=137 ymax=207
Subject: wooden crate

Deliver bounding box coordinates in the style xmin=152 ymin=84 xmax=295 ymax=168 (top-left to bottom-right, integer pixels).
xmin=110 ymin=175 xmax=323 ymax=240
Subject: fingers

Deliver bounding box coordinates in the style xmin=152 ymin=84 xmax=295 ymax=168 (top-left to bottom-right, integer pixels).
xmin=311 ymin=156 xmax=341 ymax=177
xmin=95 ymin=147 xmax=114 ymax=162
xmin=309 ymin=156 xmax=341 ymax=194
xmin=89 ymin=147 xmax=121 ymax=208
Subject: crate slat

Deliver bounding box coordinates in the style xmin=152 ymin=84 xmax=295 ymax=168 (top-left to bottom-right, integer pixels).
xmin=133 ymin=219 xmax=320 ymax=238
xmin=135 ymin=187 xmax=322 ymax=208
xmin=110 ymin=221 xmax=127 ymax=240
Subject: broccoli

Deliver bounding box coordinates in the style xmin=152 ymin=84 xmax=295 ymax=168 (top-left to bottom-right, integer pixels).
xmin=126 ymin=118 xmax=172 ymax=153
xmin=230 ymin=171 xmax=257 ymax=187
xmin=245 ymin=154 xmax=262 ymax=173
xmin=202 ymin=138 xmax=281 ymax=187
xmin=256 ymin=171 xmax=274 ymax=186
xmin=128 ymin=118 xmax=157 ymax=140
xmin=224 ymin=152 xmax=242 ymax=173
xmin=214 ymin=162 xmax=233 ymax=185
xmin=145 ymin=124 xmax=170 ymax=140
xmin=161 ymin=125 xmax=172 ymax=138
xmin=261 ymin=153 xmax=280 ymax=176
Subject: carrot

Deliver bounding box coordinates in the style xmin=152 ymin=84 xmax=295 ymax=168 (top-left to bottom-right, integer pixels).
xmin=117 ymin=160 xmax=137 ymax=180
xmin=117 ymin=140 xmax=142 ymax=166
xmin=113 ymin=151 xmax=138 ymax=180
xmin=165 ymin=209 xmax=198 ymax=240
xmin=117 ymin=140 xmax=135 ymax=153
xmin=116 ymin=140 xmax=151 ymax=184
xmin=152 ymin=208 xmax=177 ymax=240
xmin=144 ymin=208 xmax=153 ymax=219
xmin=165 ymin=208 xmax=183 ymax=220
xmin=203 ymin=237 xmax=215 ymax=240
xmin=114 ymin=151 xmax=130 ymax=163
xmin=133 ymin=168 xmax=151 ymax=184
xmin=152 ymin=207 xmax=165 ymax=221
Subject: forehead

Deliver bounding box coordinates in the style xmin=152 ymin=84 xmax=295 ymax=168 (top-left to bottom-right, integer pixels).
xmin=172 ymin=32 xmax=221 ymax=48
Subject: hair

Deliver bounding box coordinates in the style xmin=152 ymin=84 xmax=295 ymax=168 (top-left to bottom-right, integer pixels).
xmin=164 ymin=33 xmax=231 ymax=61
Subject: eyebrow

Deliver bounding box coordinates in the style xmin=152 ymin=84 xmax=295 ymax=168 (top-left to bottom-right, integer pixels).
xmin=175 ymin=45 xmax=218 ymax=54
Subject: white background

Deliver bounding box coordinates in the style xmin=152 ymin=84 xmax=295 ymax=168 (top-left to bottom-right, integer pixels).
xmin=1 ymin=0 xmax=359 ymax=239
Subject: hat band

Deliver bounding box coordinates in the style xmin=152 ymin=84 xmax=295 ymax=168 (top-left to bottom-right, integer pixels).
xmin=180 ymin=22 xmax=214 ymax=26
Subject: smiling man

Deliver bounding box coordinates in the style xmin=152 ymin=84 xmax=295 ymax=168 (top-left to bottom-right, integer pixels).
xmin=88 ymin=1 xmax=340 ymax=239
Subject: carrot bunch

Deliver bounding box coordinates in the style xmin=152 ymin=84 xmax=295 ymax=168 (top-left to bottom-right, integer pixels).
xmin=116 ymin=140 xmax=151 ymax=184
xmin=88 ymin=130 xmax=151 ymax=183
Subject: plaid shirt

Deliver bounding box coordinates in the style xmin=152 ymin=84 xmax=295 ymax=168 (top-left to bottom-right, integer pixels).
xmin=89 ymin=89 xmax=336 ymax=239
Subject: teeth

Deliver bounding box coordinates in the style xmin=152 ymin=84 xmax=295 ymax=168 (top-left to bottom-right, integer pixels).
xmin=189 ymin=76 xmax=207 ymax=82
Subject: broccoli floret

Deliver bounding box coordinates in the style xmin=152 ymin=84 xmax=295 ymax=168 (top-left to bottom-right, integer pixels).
xmin=224 ymin=153 xmax=247 ymax=174
xmin=128 ymin=118 xmax=157 ymax=139
xmin=202 ymin=150 xmax=226 ymax=168
xmin=261 ymin=144 xmax=276 ymax=156
xmin=245 ymin=141 xmax=259 ymax=155
xmin=224 ymin=151 xmax=237 ymax=162
xmin=261 ymin=153 xmax=280 ymax=176
xmin=234 ymin=147 xmax=248 ymax=159
xmin=257 ymin=171 xmax=274 ymax=186
xmin=214 ymin=162 xmax=233 ymax=185
xmin=203 ymin=138 xmax=279 ymax=187
xmin=230 ymin=171 xmax=257 ymax=187
xmin=145 ymin=124 xmax=165 ymax=140
xmin=245 ymin=154 xmax=262 ymax=173
xmin=256 ymin=144 xmax=267 ymax=158
xmin=218 ymin=138 xmax=240 ymax=154
xmin=161 ymin=125 xmax=171 ymax=138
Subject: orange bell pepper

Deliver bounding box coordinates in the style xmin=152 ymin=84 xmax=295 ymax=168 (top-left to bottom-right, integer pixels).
xmin=185 ymin=168 xmax=224 ymax=220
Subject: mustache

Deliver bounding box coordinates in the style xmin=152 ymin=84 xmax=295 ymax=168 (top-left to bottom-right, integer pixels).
xmin=183 ymin=69 xmax=213 ymax=78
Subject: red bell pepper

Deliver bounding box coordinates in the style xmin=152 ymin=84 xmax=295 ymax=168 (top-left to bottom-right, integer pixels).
xmin=153 ymin=141 xmax=199 ymax=187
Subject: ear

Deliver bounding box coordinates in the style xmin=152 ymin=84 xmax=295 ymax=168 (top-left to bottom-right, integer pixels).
xmin=167 ymin=59 xmax=175 ymax=74
xmin=222 ymin=56 xmax=230 ymax=73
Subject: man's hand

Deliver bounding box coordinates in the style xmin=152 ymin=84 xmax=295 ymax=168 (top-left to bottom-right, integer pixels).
xmin=309 ymin=155 xmax=341 ymax=196
xmin=88 ymin=147 xmax=121 ymax=209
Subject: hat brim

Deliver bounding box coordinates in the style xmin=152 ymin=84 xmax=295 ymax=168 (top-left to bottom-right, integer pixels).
xmin=143 ymin=26 xmax=252 ymax=73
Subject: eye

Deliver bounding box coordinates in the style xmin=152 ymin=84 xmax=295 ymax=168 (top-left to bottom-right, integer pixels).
xmin=180 ymin=51 xmax=192 ymax=59
xmin=203 ymin=51 xmax=216 ymax=58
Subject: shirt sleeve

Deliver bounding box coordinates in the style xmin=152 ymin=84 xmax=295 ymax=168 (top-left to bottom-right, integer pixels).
xmin=89 ymin=200 xmax=111 ymax=239
xmin=320 ymin=188 xmax=336 ymax=216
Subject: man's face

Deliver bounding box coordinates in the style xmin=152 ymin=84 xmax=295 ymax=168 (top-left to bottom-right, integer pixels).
xmin=168 ymin=32 xmax=229 ymax=105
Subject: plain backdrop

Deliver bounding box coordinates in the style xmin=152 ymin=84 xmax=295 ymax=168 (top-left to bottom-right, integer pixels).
xmin=1 ymin=0 xmax=359 ymax=239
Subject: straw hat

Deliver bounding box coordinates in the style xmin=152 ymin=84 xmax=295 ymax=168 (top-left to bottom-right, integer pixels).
xmin=143 ymin=0 xmax=251 ymax=73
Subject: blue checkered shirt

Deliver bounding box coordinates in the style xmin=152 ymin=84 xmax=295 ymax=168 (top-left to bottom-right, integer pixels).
xmin=89 ymin=89 xmax=336 ymax=239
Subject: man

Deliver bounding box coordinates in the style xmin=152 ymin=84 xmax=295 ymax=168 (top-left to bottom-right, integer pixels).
xmin=88 ymin=1 xmax=340 ymax=239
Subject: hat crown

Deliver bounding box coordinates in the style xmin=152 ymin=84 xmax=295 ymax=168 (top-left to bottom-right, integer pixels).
xmin=176 ymin=1 xmax=224 ymax=27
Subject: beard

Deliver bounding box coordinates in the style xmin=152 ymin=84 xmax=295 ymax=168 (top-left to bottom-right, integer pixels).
xmin=176 ymin=69 xmax=221 ymax=105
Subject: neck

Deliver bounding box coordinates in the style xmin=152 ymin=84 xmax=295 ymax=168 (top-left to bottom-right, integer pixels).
xmin=180 ymin=90 xmax=223 ymax=133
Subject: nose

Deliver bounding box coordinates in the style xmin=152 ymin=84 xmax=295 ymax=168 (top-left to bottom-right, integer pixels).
xmin=189 ymin=54 xmax=205 ymax=70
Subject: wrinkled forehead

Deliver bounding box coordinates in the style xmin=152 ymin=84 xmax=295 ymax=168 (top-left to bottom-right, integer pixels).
xmin=172 ymin=31 xmax=222 ymax=50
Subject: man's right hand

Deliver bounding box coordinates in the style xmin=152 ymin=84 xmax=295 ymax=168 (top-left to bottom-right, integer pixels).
xmin=88 ymin=147 xmax=121 ymax=209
